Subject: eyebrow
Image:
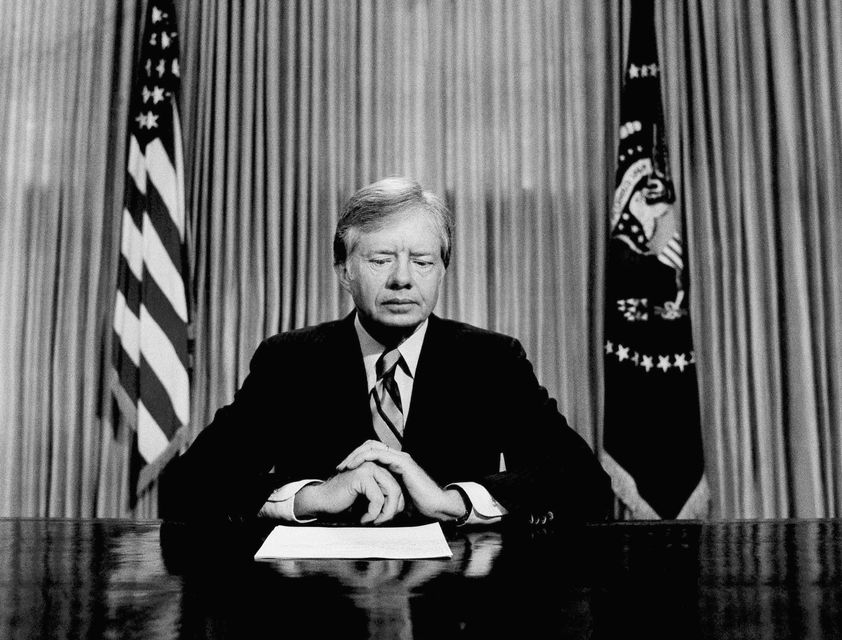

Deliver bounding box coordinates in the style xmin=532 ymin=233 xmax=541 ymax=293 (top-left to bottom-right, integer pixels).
xmin=364 ymin=248 xmax=436 ymax=256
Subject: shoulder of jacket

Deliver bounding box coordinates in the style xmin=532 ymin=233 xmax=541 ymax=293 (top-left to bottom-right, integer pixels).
xmin=432 ymin=316 xmax=521 ymax=351
xmin=260 ymin=318 xmax=348 ymax=351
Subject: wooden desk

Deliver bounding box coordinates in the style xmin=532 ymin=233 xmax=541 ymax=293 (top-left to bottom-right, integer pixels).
xmin=1 ymin=518 xmax=841 ymax=638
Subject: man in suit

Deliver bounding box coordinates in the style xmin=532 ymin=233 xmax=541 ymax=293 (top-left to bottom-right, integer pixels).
xmin=166 ymin=177 xmax=612 ymax=526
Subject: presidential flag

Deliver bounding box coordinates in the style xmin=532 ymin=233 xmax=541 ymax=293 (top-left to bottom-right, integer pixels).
xmin=601 ymin=0 xmax=708 ymax=519
xmin=112 ymin=0 xmax=190 ymax=498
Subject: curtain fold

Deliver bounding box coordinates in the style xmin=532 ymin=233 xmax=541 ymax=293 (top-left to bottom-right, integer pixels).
xmin=0 ymin=0 xmax=140 ymax=516
xmin=179 ymin=0 xmax=619 ymax=465
xmin=1 ymin=0 xmax=841 ymax=519
xmin=658 ymin=0 xmax=842 ymax=517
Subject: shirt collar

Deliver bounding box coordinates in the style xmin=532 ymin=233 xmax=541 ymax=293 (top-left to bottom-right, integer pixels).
xmin=354 ymin=313 xmax=429 ymax=389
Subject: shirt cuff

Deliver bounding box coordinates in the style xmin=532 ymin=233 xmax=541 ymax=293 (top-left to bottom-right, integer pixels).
xmin=446 ymin=481 xmax=508 ymax=525
xmin=262 ymin=479 xmax=323 ymax=523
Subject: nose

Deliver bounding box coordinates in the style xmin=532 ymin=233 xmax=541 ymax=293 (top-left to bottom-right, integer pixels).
xmin=387 ymin=256 xmax=412 ymax=289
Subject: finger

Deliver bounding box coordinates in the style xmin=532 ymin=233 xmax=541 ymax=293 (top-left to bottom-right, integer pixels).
xmin=338 ymin=440 xmax=390 ymax=470
xmin=336 ymin=440 xmax=389 ymax=470
xmin=371 ymin=465 xmax=404 ymax=524
xmin=337 ymin=449 xmax=376 ymax=471
xmin=339 ymin=447 xmax=403 ymax=472
xmin=372 ymin=466 xmax=405 ymax=525
xmin=358 ymin=475 xmax=385 ymax=524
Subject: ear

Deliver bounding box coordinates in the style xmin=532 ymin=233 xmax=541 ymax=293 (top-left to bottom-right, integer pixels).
xmin=334 ymin=261 xmax=352 ymax=293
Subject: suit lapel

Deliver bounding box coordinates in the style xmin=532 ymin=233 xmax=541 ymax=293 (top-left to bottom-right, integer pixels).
xmin=329 ymin=312 xmax=374 ymax=441
xmin=403 ymin=314 xmax=451 ymax=442
xmin=330 ymin=312 xmax=455 ymax=447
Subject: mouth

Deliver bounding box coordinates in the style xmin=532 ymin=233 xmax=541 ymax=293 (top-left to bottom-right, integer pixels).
xmin=382 ymin=299 xmax=417 ymax=308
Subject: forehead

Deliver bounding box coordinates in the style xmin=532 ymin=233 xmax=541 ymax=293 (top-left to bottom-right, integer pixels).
xmin=354 ymin=209 xmax=442 ymax=251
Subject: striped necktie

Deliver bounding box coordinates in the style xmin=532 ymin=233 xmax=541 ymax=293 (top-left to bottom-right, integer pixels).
xmin=370 ymin=348 xmax=405 ymax=450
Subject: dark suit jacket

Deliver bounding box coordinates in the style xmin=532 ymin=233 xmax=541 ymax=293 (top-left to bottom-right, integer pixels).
xmin=165 ymin=313 xmax=612 ymax=524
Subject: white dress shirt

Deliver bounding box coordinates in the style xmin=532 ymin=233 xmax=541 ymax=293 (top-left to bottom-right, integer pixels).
xmin=263 ymin=315 xmax=508 ymax=525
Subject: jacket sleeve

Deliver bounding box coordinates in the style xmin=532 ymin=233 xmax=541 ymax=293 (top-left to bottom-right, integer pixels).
xmin=478 ymin=338 xmax=613 ymax=524
xmin=160 ymin=338 xmax=292 ymax=523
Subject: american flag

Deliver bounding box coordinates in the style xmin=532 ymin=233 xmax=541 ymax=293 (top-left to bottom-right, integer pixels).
xmin=601 ymin=0 xmax=708 ymax=519
xmin=112 ymin=0 xmax=190 ymax=497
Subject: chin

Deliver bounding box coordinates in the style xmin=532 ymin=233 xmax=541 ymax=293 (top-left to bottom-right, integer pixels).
xmin=375 ymin=309 xmax=429 ymax=328
xmin=378 ymin=315 xmax=422 ymax=328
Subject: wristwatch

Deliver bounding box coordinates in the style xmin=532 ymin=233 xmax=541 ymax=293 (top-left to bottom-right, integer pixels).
xmin=451 ymin=485 xmax=473 ymax=526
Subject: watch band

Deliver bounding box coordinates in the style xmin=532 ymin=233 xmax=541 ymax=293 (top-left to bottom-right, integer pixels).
xmin=451 ymin=485 xmax=473 ymax=526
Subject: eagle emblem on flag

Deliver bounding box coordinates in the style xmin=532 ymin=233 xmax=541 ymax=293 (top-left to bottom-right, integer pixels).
xmin=601 ymin=0 xmax=708 ymax=520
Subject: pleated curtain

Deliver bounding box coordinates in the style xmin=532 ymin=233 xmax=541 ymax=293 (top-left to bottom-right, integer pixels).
xmin=173 ymin=0 xmax=618 ymax=519
xmin=1 ymin=0 xmax=841 ymax=519
xmin=0 ymin=0 xmax=138 ymax=516
xmin=655 ymin=0 xmax=842 ymax=518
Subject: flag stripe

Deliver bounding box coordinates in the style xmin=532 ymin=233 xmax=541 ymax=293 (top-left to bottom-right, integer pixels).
xmin=127 ymin=135 xmax=147 ymax=196
xmin=139 ymin=305 xmax=189 ymax=424
xmin=141 ymin=272 xmax=189 ymax=368
xmin=142 ymin=212 xmax=188 ymax=322
xmin=113 ymin=289 xmax=140 ymax=365
xmin=139 ymin=356 xmax=181 ymax=440
xmin=145 ymin=180 xmax=187 ymax=279
xmin=172 ymin=107 xmax=186 ymax=236
xmin=113 ymin=337 xmax=140 ymax=404
xmin=124 ymin=174 xmax=146 ymax=230
xmin=116 ymin=255 xmax=142 ymax=316
xmin=113 ymin=0 xmax=189 ymax=497
xmin=120 ymin=208 xmax=144 ymax=281
xmin=146 ymin=137 xmax=185 ymax=238
xmin=116 ymin=232 xmax=190 ymax=371
xmin=137 ymin=400 xmax=171 ymax=463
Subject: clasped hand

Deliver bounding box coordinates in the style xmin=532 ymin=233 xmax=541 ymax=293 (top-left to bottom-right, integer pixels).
xmin=293 ymin=440 xmax=466 ymax=525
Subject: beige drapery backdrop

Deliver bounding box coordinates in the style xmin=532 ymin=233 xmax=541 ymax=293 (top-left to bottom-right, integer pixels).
xmin=0 ymin=0 xmax=138 ymax=516
xmin=178 ymin=0 xmax=617 ymax=468
xmin=655 ymin=0 xmax=842 ymax=518
xmin=163 ymin=0 xmax=618 ymax=519
xmin=1 ymin=0 xmax=840 ymax=519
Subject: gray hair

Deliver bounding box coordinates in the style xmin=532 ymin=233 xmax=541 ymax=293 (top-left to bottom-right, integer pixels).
xmin=333 ymin=177 xmax=453 ymax=268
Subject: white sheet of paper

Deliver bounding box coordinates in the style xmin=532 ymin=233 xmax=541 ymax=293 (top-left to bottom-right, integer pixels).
xmin=254 ymin=523 xmax=453 ymax=559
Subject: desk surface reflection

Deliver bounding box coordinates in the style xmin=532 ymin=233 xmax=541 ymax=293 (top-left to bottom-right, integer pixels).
xmin=1 ymin=518 xmax=841 ymax=639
